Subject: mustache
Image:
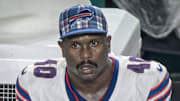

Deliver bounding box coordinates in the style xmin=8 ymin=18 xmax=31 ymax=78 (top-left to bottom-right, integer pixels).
xmin=76 ymin=60 xmax=97 ymax=69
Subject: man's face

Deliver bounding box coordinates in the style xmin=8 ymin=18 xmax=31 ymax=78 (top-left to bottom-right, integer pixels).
xmin=59 ymin=34 xmax=111 ymax=81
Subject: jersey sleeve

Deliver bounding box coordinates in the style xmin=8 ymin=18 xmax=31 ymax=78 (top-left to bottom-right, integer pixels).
xmin=147 ymin=62 xmax=172 ymax=101
xmin=16 ymin=65 xmax=32 ymax=101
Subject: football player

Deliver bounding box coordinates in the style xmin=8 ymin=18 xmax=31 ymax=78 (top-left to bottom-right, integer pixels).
xmin=16 ymin=4 xmax=172 ymax=101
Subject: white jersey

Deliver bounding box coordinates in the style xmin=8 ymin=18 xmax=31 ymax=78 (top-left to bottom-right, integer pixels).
xmin=16 ymin=56 xmax=172 ymax=101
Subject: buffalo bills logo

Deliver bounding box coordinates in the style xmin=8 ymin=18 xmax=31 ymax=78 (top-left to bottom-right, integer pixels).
xmin=69 ymin=9 xmax=94 ymax=28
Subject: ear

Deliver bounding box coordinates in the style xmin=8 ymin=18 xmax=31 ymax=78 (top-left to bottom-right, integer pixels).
xmin=57 ymin=41 xmax=65 ymax=57
xmin=106 ymin=35 xmax=111 ymax=53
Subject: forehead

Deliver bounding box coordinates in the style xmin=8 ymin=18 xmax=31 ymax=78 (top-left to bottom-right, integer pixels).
xmin=63 ymin=34 xmax=106 ymax=42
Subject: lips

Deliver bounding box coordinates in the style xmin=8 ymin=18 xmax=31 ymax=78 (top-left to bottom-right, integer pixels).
xmin=78 ymin=64 xmax=95 ymax=74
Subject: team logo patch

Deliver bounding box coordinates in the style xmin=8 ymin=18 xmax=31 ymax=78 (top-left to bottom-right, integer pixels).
xmin=69 ymin=9 xmax=94 ymax=28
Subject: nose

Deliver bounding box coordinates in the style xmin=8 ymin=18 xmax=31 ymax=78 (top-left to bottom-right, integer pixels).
xmin=80 ymin=45 xmax=91 ymax=59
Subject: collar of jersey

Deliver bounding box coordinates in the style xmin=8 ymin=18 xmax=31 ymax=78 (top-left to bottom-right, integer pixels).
xmin=65 ymin=57 xmax=119 ymax=101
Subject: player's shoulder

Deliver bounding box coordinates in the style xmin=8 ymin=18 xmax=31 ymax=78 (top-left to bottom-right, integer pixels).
xmin=116 ymin=56 xmax=172 ymax=100
xmin=117 ymin=55 xmax=168 ymax=75
xmin=18 ymin=58 xmax=66 ymax=80
xmin=118 ymin=55 xmax=170 ymax=85
xmin=16 ymin=58 xmax=67 ymax=100
xmin=117 ymin=55 xmax=171 ymax=87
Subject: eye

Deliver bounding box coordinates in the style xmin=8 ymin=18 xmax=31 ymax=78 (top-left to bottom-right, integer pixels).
xmin=71 ymin=42 xmax=80 ymax=49
xmin=89 ymin=40 xmax=98 ymax=47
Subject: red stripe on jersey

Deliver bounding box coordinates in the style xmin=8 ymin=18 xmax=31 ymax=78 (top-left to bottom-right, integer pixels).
xmin=65 ymin=72 xmax=80 ymax=101
xmin=148 ymin=73 xmax=169 ymax=100
xmin=150 ymin=72 xmax=168 ymax=91
xmin=155 ymin=87 xmax=171 ymax=101
xmin=16 ymin=89 xmax=29 ymax=101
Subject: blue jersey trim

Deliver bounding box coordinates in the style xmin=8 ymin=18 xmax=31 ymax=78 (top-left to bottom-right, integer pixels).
xmin=148 ymin=73 xmax=170 ymax=98
xmin=158 ymin=87 xmax=172 ymax=101
xmin=16 ymin=78 xmax=31 ymax=101
xmin=65 ymin=78 xmax=77 ymax=101
xmin=100 ymin=57 xmax=119 ymax=101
